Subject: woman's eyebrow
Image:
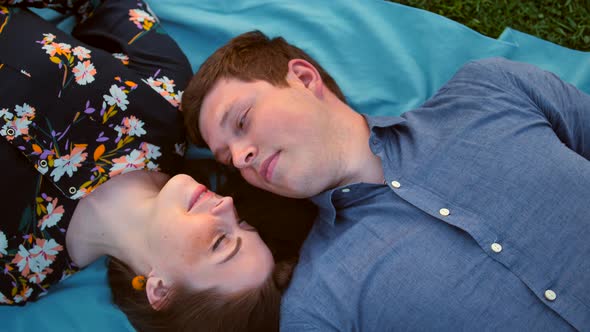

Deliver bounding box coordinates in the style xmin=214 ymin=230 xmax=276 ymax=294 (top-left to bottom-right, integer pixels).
xmin=219 ymin=236 xmax=242 ymax=264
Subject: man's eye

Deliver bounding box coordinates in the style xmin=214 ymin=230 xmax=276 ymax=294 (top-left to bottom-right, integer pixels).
xmin=237 ymin=109 xmax=250 ymax=129
xmin=212 ymin=234 xmax=226 ymax=251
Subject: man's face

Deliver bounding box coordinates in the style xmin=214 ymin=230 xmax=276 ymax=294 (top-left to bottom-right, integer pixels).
xmin=199 ymin=75 xmax=342 ymax=198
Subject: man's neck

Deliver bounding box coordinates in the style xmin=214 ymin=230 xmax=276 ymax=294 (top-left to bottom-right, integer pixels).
xmin=337 ymin=110 xmax=385 ymax=186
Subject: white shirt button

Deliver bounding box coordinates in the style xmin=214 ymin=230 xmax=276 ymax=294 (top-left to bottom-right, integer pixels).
xmin=544 ymin=289 xmax=557 ymax=301
xmin=6 ymin=128 xmax=15 ymax=136
xmin=491 ymin=242 xmax=503 ymax=253
xmin=68 ymin=187 xmax=77 ymax=195
xmin=439 ymin=208 xmax=450 ymax=216
xmin=341 ymin=188 xmax=350 ymax=193
xmin=391 ymin=181 xmax=401 ymax=189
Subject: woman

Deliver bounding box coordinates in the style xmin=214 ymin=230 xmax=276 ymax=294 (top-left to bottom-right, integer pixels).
xmin=0 ymin=1 xmax=315 ymax=330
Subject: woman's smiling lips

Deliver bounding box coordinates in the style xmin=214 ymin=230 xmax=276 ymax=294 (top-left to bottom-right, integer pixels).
xmin=260 ymin=152 xmax=280 ymax=182
xmin=188 ymin=184 xmax=209 ymax=210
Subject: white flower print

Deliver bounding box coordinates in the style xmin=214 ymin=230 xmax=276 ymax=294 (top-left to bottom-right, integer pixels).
xmin=159 ymin=76 xmax=175 ymax=92
xmin=72 ymin=46 xmax=91 ymax=61
xmin=0 ymin=231 xmax=7 ymax=256
xmin=103 ymin=84 xmax=129 ymax=111
xmin=42 ymin=42 xmax=71 ymax=57
xmin=30 ymin=239 xmax=63 ymax=271
xmin=38 ymin=198 xmax=65 ymax=230
xmin=70 ymin=187 xmax=89 ymax=200
xmin=129 ymin=8 xmax=155 ymax=25
xmin=146 ymin=161 xmax=159 ymax=170
xmin=72 ymin=60 xmax=97 ymax=85
xmin=0 ymin=108 xmax=13 ymax=120
xmin=175 ymin=142 xmax=186 ymax=156
xmin=143 ymin=77 xmax=164 ymax=94
xmin=124 ymin=116 xmax=146 ymax=137
xmin=112 ymin=53 xmax=129 ymax=65
xmin=14 ymin=103 xmax=35 ymax=118
xmin=50 ymin=145 xmax=88 ymax=182
xmin=42 ymin=33 xmax=56 ymax=43
xmin=141 ymin=142 xmax=161 ymax=160
xmin=109 ymin=149 xmax=145 ymax=176
xmin=13 ymin=288 xmax=33 ymax=304
xmin=0 ymin=291 xmax=11 ymax=304
xmin=1 ymin=117 xmax=32 ymax=140
xmin=13 ymin=245 xmax=41 ymax=276
xmin=174 ymin=90 xmax=184 ymax=109
xmin=28 ymin=272 xmax=47 ymax=284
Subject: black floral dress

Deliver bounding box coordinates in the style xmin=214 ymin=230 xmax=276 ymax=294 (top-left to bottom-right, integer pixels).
xmin=0 ymin=0 xmax=191 ymax=305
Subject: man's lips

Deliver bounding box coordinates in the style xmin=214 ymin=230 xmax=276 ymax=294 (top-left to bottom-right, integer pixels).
xmin=259 ymin=152 xmax=280 ymax=182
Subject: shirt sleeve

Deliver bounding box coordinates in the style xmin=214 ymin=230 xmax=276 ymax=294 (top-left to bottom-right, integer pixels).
xmin=71 ymin=0 xmax=192 ymax=90
xmin=280 ymin=303 xmax=340 ymax=332
xmin=464 ymin=57 xmax=590 ymax=160
xmin=0 ymin=0 xmax=94 ymax=21
xmin=0 ymin=1 xmax=190 ymax=200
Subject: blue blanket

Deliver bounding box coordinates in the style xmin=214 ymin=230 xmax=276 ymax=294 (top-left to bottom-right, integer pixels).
xmin=2 ymin=0 xmax=589 ymax=330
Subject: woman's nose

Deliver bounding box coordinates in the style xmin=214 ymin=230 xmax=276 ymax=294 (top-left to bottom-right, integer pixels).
xmin=211 ymin=195 xmax=234 ymax=215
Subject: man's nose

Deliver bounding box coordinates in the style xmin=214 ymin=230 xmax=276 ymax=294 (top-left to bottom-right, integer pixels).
xmin=231 ymin=143 xmax=257 ymax=169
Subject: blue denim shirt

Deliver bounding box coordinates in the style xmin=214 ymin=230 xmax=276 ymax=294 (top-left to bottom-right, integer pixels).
xmin=280 ymin=58 xmax=590 ymax=332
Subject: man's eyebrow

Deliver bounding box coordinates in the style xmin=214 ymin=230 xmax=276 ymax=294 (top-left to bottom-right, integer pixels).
xmin=219 ymin=236 xmax=241 ymax=264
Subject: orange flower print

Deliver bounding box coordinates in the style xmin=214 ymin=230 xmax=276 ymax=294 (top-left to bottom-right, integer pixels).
xmin=42 ymin=42 xmax=71 ymax=57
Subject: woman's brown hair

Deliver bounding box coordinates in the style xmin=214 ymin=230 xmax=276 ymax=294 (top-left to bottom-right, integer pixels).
xmin=107 ymin=256 xmax=296 ymax=332
xmin=108 ymin=159 xmax=316 ymax=332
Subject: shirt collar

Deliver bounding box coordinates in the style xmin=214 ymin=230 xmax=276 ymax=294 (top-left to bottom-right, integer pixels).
xmin=310 ymin=114 xmax=404 ymax=227
xmin=363 ymin=114 xmax=405 ymax=131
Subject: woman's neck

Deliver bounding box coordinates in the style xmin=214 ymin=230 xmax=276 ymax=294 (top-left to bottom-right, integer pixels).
xmin=65 ymin=171 xmax=163 ymax=272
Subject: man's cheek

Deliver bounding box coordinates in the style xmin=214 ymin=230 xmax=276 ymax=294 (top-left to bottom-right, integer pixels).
xmin=241 ymin=170 xmax=262 ymax=188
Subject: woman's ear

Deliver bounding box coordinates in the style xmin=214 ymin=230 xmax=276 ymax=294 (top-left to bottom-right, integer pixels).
xmin=146 ymin=276 xmax=171 ymax=311
xmin=286 ymin=59 xmax=324 ymax=98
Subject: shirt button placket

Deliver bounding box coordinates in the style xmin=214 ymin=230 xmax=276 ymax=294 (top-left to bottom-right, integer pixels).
xmin=491 ymin=242 xmax=503 ymax=253
xmin=544 ymin=289 xmax=557 ymax=301
xmin=439 ymin=208 xmax=450 ymax=217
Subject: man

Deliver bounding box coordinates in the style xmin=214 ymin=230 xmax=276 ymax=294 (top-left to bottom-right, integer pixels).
xmin=182 ymin=30 xmax=590 ymax=331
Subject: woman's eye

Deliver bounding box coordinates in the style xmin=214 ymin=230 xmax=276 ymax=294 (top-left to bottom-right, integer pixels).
xmin=212 ymin=234 xmax=226 ymax=251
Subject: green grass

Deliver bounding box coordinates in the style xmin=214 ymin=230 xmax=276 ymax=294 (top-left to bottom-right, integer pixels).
xmin=390 ymin=0 xmax=590 ymax=51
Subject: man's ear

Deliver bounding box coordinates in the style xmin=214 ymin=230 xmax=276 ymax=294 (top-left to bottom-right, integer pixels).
xmin=146 ymin=276 xmax=171 ymax=311
xmin=286 ymin=59 xmax=324 ymax=98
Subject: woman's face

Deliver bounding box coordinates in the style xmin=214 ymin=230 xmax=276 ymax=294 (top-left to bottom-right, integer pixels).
xmin=147 ymin=174 xmax=274 ymax=294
